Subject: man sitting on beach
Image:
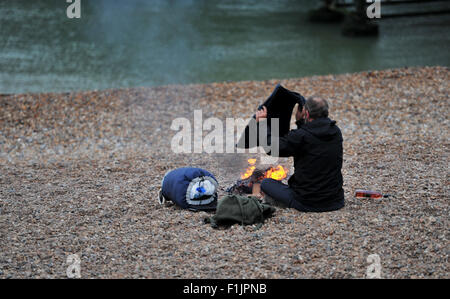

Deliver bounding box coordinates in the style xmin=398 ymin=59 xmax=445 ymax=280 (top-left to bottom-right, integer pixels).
xmin=255 ymin=96 xmax=345 ymax=212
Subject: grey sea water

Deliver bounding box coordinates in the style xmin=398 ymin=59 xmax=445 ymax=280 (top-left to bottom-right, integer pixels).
xmin=0 ymin=0 xmax=449 ymax=94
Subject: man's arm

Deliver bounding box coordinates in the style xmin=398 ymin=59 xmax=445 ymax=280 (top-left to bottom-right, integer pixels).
xmin=269 ymin=128 xmax=304 ymax=157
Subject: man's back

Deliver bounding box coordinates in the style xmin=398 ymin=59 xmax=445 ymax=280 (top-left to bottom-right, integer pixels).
xmin=280 ymin=117 xmax=345 ymax=211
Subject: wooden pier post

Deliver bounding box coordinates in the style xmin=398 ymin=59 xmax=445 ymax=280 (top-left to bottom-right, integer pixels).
xmin=307 ymin=0 xmax=346 ymax=23
xmin=341 ymin=0 xmax=379 ymax=36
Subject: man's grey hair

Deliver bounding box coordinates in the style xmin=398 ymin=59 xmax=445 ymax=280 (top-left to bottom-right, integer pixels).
xmin=305 ymin=96 xmax=329 ymax=119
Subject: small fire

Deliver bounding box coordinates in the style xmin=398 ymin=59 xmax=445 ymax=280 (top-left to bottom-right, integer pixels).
xmin=240 ymin=158 xmax=287 ymax=181
xmin=241 ymin=158 xmax=257 ymax=179
xmin=264 ymin=165 xmax=288 ymax=181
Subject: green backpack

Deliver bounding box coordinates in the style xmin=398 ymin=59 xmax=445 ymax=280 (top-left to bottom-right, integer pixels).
xmin=204 ymin=194 xmax=276 ymax=229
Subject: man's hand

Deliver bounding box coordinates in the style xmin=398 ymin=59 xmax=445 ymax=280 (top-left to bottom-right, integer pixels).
xmin=255 ymin=106 xmax=267 ymax=122
xmin=296 ymin=106 xmax=306 ymax=121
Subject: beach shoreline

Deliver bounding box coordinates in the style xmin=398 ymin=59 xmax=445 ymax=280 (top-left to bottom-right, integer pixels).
xmin=0 ymin=66 xmax=448 ymax=278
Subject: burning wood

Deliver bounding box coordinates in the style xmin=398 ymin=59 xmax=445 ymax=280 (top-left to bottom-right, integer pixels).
xmin=226 ymin=159 xmax=288 ymax=195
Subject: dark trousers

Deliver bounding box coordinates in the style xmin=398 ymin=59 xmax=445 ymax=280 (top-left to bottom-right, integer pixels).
xmin=260 ymin=178 xmax=344 ymax=212
xmin=260 ymin=178 xmax=313 ymax=212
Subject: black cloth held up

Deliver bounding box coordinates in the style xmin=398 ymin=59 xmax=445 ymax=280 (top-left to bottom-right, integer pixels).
xmin=236 ymin=84 xmax=306 ymax=149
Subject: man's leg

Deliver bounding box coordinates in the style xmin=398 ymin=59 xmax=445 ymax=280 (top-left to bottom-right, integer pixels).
xmin=260 ymin=178 xmax=308 ymax=211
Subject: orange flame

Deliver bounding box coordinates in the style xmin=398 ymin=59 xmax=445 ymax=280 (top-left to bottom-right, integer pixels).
xmin=240 ymin=158 xmax=287 ymax=181
xmin=241 ymin=159 xmax=257 ymax=179
xmin=265 ymin=165 xmax=287 ymax=180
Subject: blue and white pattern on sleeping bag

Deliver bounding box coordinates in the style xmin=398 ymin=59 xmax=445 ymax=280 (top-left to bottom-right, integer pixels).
xmin=159 ymin=167 xmax=218 ymax=211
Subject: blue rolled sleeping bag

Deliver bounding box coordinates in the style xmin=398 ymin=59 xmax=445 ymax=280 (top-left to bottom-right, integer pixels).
xmin=160 ymin=167 xmax=218 ymax=211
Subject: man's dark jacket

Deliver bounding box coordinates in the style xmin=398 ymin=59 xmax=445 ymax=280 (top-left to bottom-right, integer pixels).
xmin=270 ymin=117 xmax=345 ymax=211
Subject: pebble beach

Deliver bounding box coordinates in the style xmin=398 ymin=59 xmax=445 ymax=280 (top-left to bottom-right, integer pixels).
xmin=0 ymin=66 xmax=448 ymax=278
